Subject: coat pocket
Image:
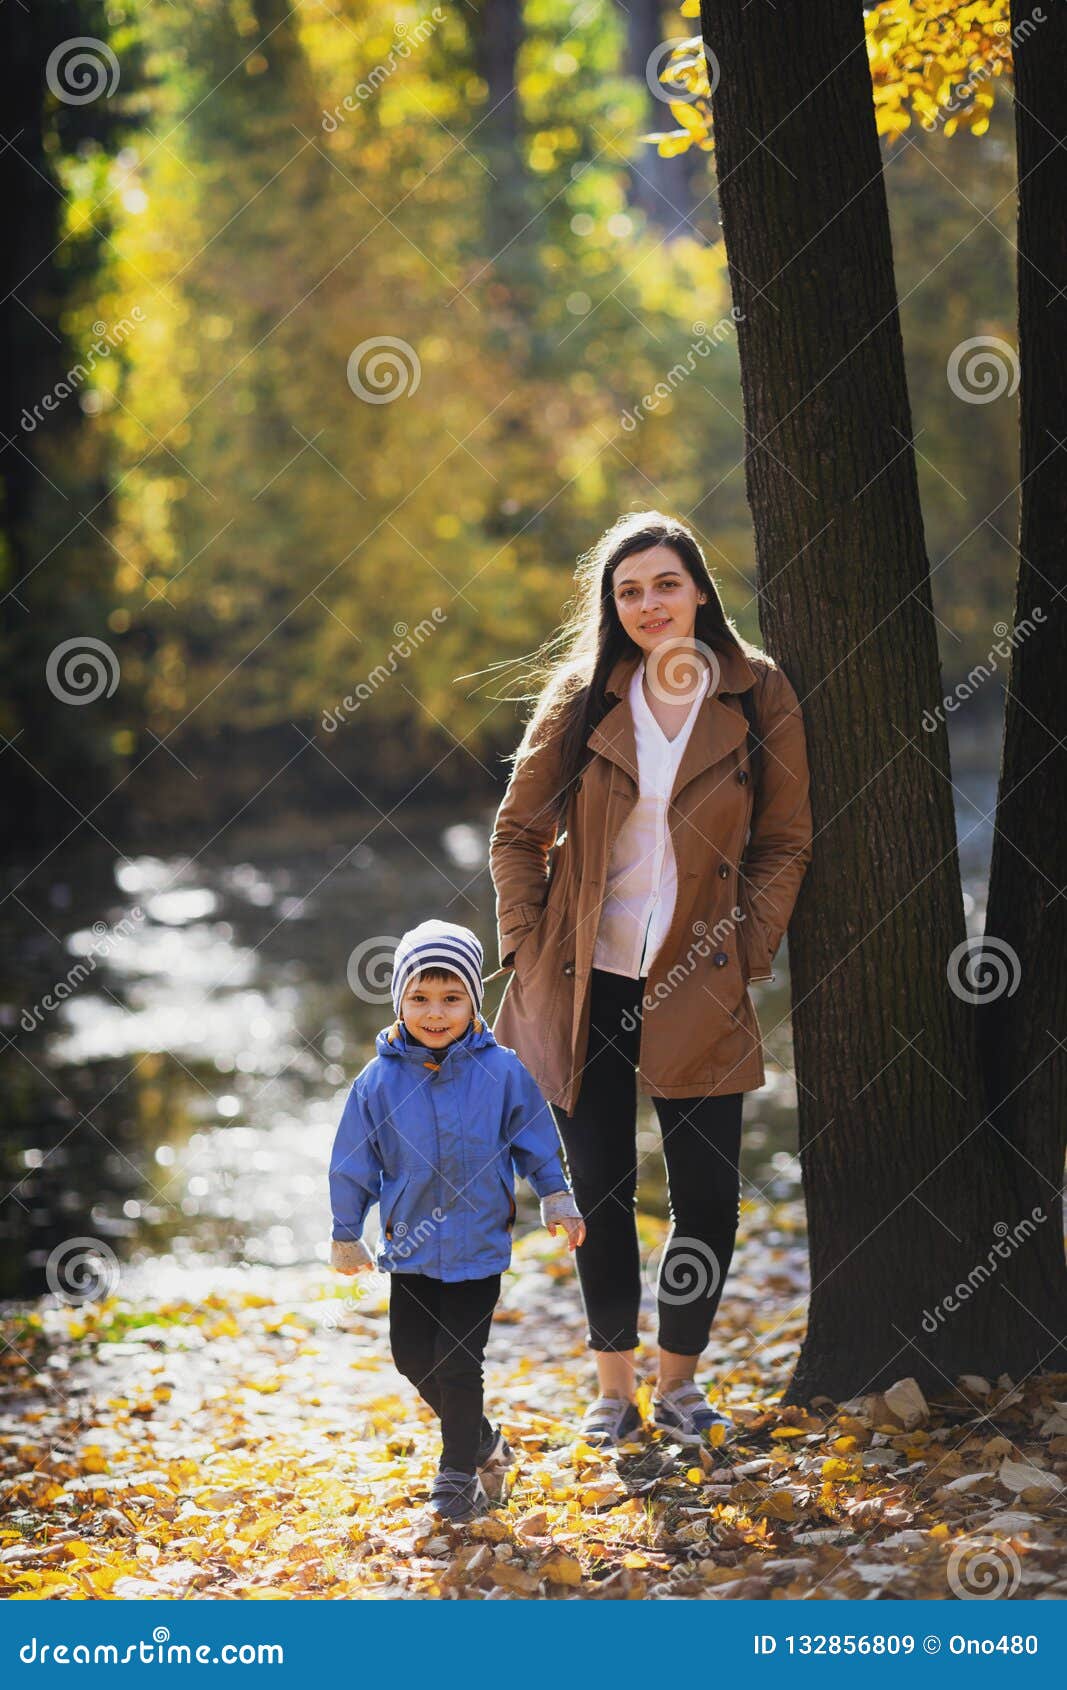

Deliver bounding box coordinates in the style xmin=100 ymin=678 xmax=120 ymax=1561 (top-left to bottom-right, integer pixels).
xmin=380 ymin=1171 xmax=411 ymax=1242
xmin=502 ymin=899 xmax=547 ymax=967
xmin=498 ymin=1166 xmax=517 ymax=1231
xmin=510 ymin=903 xmax=550 ymax=972
xmin=736 ymin=900 xmax=774 ymax=983
xmin=510 ymin=922 xmax=539 ymax=971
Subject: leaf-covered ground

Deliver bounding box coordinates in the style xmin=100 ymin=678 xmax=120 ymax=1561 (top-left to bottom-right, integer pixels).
xmin=3 ymin=1199 xmax=1067 ymax=1600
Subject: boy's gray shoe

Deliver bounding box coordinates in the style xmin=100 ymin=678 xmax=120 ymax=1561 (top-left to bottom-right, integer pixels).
xmin=476 ymin=1422 xmax=515 ymax=1474
xmin=652 ymin=1380 xmax=733 ymax=1447
xmin=579 ymin=1394 xmax=644 ymax=1449
xmin=430 ymin=1467 xmax=491 ymax=1523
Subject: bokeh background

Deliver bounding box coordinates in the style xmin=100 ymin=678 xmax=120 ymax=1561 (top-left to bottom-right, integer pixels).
xmin=2 ymin=0 xmax=1012 ymax=1299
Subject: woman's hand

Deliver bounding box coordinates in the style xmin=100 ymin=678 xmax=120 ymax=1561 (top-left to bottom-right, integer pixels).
xmin=548 ymin=1215 xmax=586 ymax=1253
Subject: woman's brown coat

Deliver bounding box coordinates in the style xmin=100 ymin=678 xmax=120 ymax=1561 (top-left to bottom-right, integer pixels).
xmin=488 ymin=643 xmax=813 ymax=1112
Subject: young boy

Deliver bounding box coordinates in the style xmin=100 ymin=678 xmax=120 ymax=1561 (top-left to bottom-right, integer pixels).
xmin=329 ymin=919 xmax=584 ymax=1522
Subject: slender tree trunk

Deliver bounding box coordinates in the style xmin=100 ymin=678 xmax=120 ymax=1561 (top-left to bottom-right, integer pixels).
xmin=697 ymin=0 xmax=1067 ymax=1402
xmin=473 ymin=0 xmax=537 ymax=295
xmin=617 ymin=0 xmax=699 ymax=238
xmin=979 ymin=1 xmax=1067 ymax=1314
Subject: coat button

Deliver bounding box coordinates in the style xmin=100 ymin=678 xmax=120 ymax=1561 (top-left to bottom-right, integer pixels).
xmin=718 ymin=863 xmax=729 ymax=879
xmin=562 ymin=961 xmax=575 ymax=976
xmin=575 ymin=776 xmax=583 ymax=791
xmin=737 ymin=769 xmax=749 ymax=785
xmin=712 ymin=951 xmax=729 ymax=968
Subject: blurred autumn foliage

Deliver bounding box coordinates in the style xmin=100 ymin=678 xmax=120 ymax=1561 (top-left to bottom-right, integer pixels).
xmin=656 ymin=1 xmax=1015 ymax=150
xmin=2 ymin=0 xmax=1027 ymax=837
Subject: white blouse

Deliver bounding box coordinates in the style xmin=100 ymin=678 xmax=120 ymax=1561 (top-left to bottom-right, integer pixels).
xmin=593 ymin=655 xmax=711 ymax=979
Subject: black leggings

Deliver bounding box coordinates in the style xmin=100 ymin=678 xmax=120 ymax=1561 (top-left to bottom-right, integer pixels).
xmin=551 ymin=967 xmax=744 ymax=1356
xmin=388 ymin=1271 xmax=500 ymax=1473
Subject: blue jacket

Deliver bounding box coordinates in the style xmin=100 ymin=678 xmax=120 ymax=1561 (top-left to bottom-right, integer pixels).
xmin=329 ymin=1016 xmax=571 ymax=1281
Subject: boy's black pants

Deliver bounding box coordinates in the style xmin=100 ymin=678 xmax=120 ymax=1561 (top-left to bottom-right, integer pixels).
xmin=388 ymin=1271 xmax=501 ymax=1474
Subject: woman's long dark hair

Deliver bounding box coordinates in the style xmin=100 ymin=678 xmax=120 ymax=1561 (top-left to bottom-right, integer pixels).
xmin=502 ymin=510 xmax=760 ymax=831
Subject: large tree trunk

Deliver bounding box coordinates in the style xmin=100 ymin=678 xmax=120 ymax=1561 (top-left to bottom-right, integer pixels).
xmin=979 ymin=1 xmax=1067 ymax=1321
xmin=696 ymin=0 xmax=1067 ymax=1401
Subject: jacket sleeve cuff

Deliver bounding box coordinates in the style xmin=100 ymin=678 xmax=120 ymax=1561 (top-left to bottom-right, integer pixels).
xmin=330 ymin=1238 xmax=374 ymax=1272
xmin=499 ymin=903 xmax=545 ymax=968
xmin=524 ymin=1158 xmax=572 ymax=1201
xmin=540 ymin=1190 xmax=582 ymax=1226
xmin=739 ymin=907 xmax=776 ymax=982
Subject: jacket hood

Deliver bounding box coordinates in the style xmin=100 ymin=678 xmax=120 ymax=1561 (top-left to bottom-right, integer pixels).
xmin=374 ymin=1014 xmax=499 ymax=1064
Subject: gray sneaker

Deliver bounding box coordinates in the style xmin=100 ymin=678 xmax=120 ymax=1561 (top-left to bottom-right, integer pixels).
xmin=476 ymin=1422 xmax=515 ymax=1474
xmin=429 ymin=1467 xmax=490 ymax=1522
xmin=652 ymin=1380 xmax=733 ymax=1447
xmin=579 ymin=1394 xmax=644 ymax=1449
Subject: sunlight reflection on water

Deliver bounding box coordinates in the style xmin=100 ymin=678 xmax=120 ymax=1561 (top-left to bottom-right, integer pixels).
xmin=10 ymin=793 xmax=956 ymax=1297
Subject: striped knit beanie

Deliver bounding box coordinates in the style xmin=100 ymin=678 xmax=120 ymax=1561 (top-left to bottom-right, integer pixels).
xmin=390 ymin=920 xmax=484 ymax=1018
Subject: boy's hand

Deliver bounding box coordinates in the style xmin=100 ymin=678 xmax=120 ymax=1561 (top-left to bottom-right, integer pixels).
xmin=330 ymin=1238 xmax=374 ymax=1275
xmin=548 ymin=1215 xmax=586 ymax=1252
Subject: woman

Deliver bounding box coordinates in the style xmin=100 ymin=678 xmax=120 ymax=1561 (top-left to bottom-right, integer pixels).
xmin=488 ymin=510 xmax=813 ymax=1448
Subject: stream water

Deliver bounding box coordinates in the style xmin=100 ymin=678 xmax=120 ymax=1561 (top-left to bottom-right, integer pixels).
xmin=0 ymin=770 xmax=996 ymax=1302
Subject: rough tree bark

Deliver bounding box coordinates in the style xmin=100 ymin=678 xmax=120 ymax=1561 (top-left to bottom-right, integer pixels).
xmin=696 ymin=0 xmax=1067 ymax=1401
xmin=979 ymin=0 xmax=1067 ymax=1337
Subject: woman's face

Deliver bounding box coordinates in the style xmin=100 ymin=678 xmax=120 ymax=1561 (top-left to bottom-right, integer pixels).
xmin=610 ymin=544 xmax=706 ymax=656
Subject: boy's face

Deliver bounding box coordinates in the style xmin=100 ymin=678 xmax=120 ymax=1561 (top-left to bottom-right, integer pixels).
xmin=400 ymin=972 xmax=473 ymax=1049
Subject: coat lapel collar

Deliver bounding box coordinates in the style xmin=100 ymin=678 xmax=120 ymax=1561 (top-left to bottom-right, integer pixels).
xmin=584 ymin=654 xmax=641 ymax=780
xmin=585 ymin=640 xmax=758 ymax=798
